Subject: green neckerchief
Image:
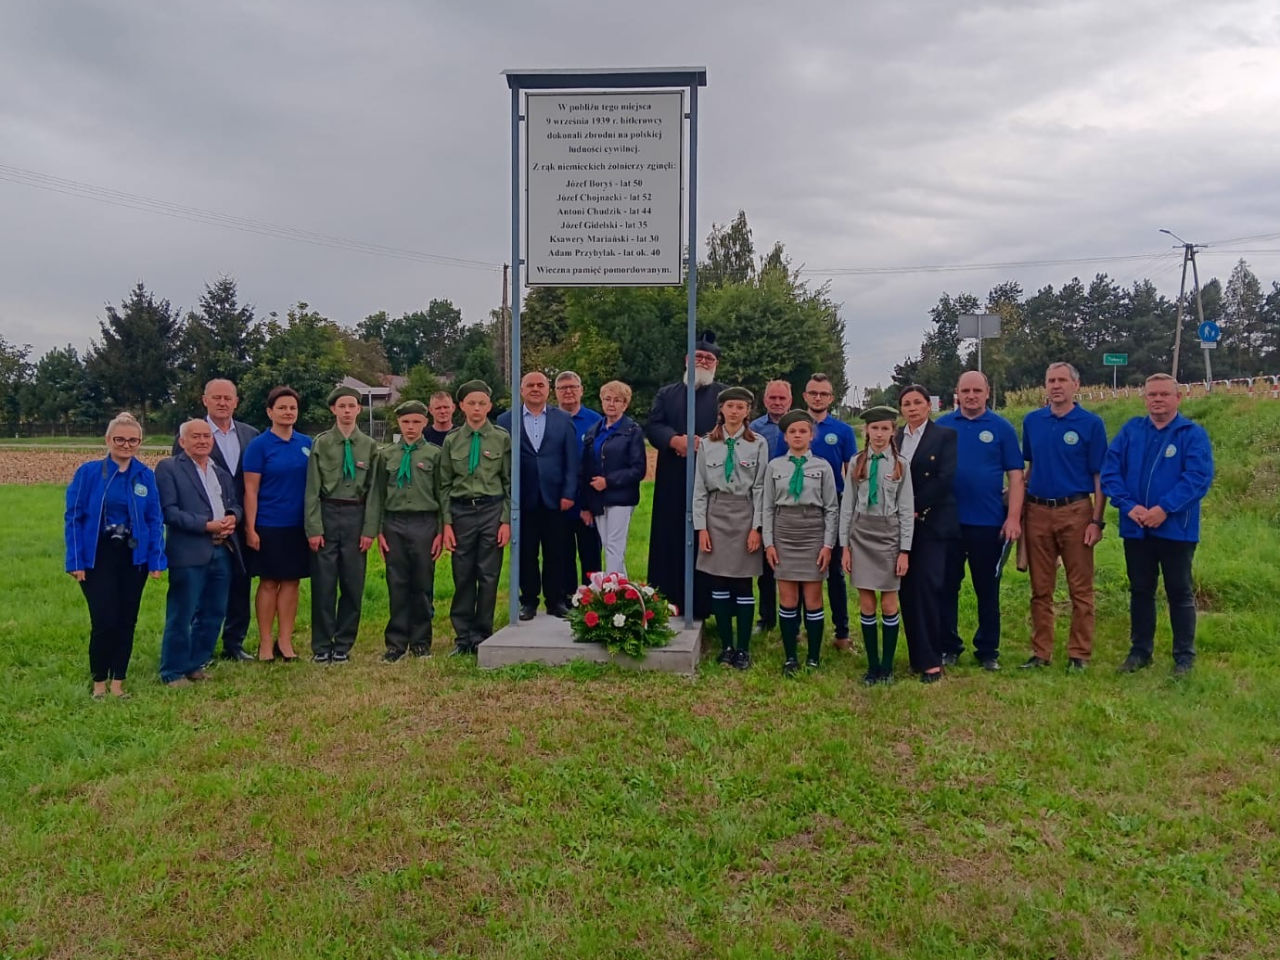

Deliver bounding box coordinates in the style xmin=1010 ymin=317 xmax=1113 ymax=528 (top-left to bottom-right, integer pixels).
xmin=467 ymin=428 xmax=482 ymax=475
xmin=724 ymin=436 xmax=737 ymax=482
xmin=787 ymin=455 xmax=807 ymax=502
xmin=395 ymin=440 xmax=417 ymax=488
xmin=342 ymin=435 xmax=356 ymax=481
xmin=868 ymin=452 xmax=885 ymax=507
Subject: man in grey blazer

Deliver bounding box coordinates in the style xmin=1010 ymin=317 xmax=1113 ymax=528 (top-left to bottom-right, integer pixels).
xmin=157 ymin=419 xmax=242 ymax=686
xmin=173 ymin=378 xmax=260 ymax=659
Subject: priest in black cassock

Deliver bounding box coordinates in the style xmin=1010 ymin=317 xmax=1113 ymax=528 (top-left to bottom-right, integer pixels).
xmin=645 ymin=332 xmax=724 ymax=619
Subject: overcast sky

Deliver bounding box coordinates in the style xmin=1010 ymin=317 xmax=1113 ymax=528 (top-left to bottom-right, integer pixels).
xmin=3 ymin=0 xmax=1279 ymax=395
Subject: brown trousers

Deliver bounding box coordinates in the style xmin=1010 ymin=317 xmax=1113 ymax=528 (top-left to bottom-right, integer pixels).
xmin=1025 ymin=498 xmax=1095 ymax=661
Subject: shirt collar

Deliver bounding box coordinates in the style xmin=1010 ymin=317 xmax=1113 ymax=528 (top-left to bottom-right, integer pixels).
xmin=905 ymin=420 xmax=927 ymax=437
xmin=522 ymin=405 xmax=546 ymax=418
xmin=206 ymin=415 xmax=234 ymax=435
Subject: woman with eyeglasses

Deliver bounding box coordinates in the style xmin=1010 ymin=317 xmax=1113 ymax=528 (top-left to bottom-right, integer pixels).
xmin=64 ymin=412 xmax=167 ymax=699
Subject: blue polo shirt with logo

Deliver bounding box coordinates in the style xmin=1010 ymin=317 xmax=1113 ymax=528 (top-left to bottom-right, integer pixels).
xmin=242 ymin=429 xmax=313 ymax=528
xmin=1021 ymin=404 xmax=1107 ymax=500
xmin=936 ymin=408 xmax=1022 ymax=526
xmin=772 ymin=414 xmax=857 ymax=494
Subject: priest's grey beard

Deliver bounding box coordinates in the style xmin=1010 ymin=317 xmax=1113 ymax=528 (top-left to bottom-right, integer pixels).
xmin=693 ymin=365 xmax=715 ymax=389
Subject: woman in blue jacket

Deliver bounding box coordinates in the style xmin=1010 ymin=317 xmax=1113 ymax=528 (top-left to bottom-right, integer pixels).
xmin=64 ymin=412 xmax=167 ymax=699
xmin=579 ymin=380 xmax=646 ymax=576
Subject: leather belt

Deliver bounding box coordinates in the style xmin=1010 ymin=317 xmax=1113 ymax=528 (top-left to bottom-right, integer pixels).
xmin=1027 ymin=492 xmax=1090 ymax=508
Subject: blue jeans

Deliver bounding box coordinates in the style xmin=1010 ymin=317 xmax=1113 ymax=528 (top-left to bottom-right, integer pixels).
xmin=159 ymin=548 xmax=232 ymax=682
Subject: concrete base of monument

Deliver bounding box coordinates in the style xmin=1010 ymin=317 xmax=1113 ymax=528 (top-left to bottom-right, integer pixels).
xmin=477 ymin=613 xmax=707 ymax=675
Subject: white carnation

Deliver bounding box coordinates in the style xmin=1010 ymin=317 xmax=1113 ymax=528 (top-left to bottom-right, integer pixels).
xmin=602 ymin=582 xmax=617 ymax=593
xmin=612 ymin=613 xmax=627 ymax=627
xmin=570 ymin=593 xmax=581 ymax=607
xmin=667 ymin=603 xmax=678 ymax=615
xmin=641 ymin=585 xmax=655 ymax=597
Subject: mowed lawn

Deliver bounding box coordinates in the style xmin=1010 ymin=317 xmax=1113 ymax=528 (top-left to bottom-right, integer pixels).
xmin=2 ymin=396 xmax=1279 ymax=959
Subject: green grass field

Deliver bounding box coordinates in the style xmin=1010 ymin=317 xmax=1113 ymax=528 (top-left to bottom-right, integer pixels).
xmin=2 ymin=395 xmax=1279 ymax=959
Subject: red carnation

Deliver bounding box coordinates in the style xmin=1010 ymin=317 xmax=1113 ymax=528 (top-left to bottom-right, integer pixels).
xmin=643 ymin=609 xmax=654 ymax=621
xmin=603 ymin=592 xmax=617 ymax=605
xmin=624 ymin=588 xmax=639 ymax=600
xmin=584 ymin=611 xmax=599 ymax=627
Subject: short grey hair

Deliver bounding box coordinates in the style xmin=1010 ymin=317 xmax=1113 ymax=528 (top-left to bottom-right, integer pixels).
xmin=1046 ymin=361 xmax=1080 ymax=383
xmin=555 ymin=370 xmax=583 ymax=387
xmin=179 ymin=418 xmax=212 ymax=440
xmin=203 ymin=378 xmax=238 ymax=397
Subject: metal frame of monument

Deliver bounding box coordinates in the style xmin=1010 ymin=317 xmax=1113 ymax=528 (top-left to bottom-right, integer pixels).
xmin=496 ymin=66 xmax=707 ymax=665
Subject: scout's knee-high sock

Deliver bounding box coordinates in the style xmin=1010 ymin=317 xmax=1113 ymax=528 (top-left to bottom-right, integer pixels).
xmin=779 ymin=605 xmax=799 ymax=661
xmin=860 ymin=613 xmax=880 ymax=674
xmin=881 ymin=613 xmax=900 ymax=673
xmin=711 ymin=589 xmax=734 ymax=651
xmin=735 ymin=594 xmax=755 ymax=652
xmin=804 ymin=607 xmax=825 ymax=664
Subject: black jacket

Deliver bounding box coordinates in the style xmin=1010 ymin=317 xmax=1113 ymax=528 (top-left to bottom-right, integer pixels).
xmin=896 ymin=419 xmax=960 ymax=541
xmin=580 ymin=415 xmax=646 ymax=513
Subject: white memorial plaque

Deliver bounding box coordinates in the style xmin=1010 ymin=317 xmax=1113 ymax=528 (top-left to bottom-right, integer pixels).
xmin=525 ymin=90 xmax=684 ymax=286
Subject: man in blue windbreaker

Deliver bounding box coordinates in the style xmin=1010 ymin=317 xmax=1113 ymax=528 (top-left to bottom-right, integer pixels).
xmin=1101 ymin=373 xmax=1214 ymax=675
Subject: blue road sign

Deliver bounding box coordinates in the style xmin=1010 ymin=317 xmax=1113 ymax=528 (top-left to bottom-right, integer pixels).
xmin=1198 ymin=320 xmax=1221 ymax=343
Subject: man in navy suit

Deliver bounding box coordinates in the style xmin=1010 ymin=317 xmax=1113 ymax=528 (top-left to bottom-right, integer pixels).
xmin=156 ymin=419 xmax=242 ymax=687
xmin=173 ymin=378 xmax=260 ymax=659
xmin=498 ymin=372 xmax=581 ymax=620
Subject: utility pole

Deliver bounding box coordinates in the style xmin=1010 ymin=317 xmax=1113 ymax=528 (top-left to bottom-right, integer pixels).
xmin=1159 ymin=229 xmax=1207 ymax=381
xmin=500 ymin=263 xmax=511 ymax=383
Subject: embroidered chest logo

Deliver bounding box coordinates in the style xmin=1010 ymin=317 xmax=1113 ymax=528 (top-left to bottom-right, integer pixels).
xmin=1062 ymin=431 xmax=1080 ymax=446
xmin=133 ymin=483 xmax=148 ymax=497
xmin=978 ymin=430 xmax=994 ymax=444
xmin=1164 ymin=444 xmax=1177 ymax=458
xmin=824 ymin=434 xmax=839 ymax=445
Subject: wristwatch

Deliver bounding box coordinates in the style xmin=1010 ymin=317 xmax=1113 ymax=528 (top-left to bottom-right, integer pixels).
xmin=1088 ymin=519 xmax=1106 ymax=529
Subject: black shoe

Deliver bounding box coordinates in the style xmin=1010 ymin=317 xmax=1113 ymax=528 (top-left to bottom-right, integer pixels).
xmin=1173 ymin=660 xmax=1194 ymax=676
xmin=805 ymin=657 xmax=820 ymax=670
xmin=1067 ymin=657 xmax=1087 ymax=672
xmin=1118 ymin=654 xmax=1152 ymax=673
xmin=519 ymin=605 xmax=536 ymax=621
xmin=717 ymin=648 xmax=736 ymax=666
xmin=754 ymin=619 xmax=774 ymax=634
xmin=380 ymin=651 xmax=405 ymax=664
xmin=330 ymin=652 xmax=349 ymax=664
xmin=940 ymin=652 xmax=960 ymax=667
xmin=733 ymin=650 xmax=751 ymax=671
xmin=920 ymin=669 xmax=942 ymax=684
xmin=861 ymin=670 xmax=878 ymax=686
xmin=979 ymin=659 xmax=1001 ymax=671
xmin=782 ymin=658 xmax=800 ymax=677
xmin=311 ymin=652 xmax=330 ymax=664
xmin=221 ymin=648 xmax=256 ymax=661
xmin=1019 ymin=656 xmax=1051 ymax=669
xmin=409 ymin=647 xmax=431 ymax=658
xmin=877 ymin=669 xmax=894 ymax=686
xmin=448 ymin=643 xmax=470 ymax=657
xmin=547 ymin=603 xmax=570 ymax=618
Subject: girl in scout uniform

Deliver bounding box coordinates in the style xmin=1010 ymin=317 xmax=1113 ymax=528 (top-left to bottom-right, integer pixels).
xmin=762 ymin=410 xmax=839 ymax=676
xmin=693 ymin=387 xmax=769 ymax=670
xmin=839 ymin=406 xmax=914 ymax=684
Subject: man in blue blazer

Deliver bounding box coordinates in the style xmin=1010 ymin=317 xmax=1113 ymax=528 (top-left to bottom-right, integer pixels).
xmin=173 ymin=378 xmax=260 ymax=660
xmin=497 ymin=372 xmax=581 ymax=619
xmin=156 ymin=419 xmax=242 ymax=686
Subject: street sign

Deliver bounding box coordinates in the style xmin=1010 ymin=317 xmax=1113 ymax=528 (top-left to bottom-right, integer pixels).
xmin=1103 ymin=353 xmax=1128 ymax=366
xmin=1199 ymin=340 xmax=1217 ymax=349
xmin=1197 ymin=320 xmax=1221 ymax=342
xmin=957 ymin=313 xmax=1001 ymax=373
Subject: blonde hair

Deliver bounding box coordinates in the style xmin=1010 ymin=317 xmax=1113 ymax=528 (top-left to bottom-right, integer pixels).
xmin=105 ymin=411 xmax=143 ymax=440
xmin=599 ymin=380 xmax=632 ymax=405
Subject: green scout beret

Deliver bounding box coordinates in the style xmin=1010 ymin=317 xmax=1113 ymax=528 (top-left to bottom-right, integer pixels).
xmin=717 ymin=386 xmax=754 ymax=406
xmin=860 ymin=405 xmax=899 ymax=424
xmin=454 ymin=379 xmax=491 ymax=402
xmin=327 ymin=385 xmax=362 ymax=405
xmin=778 ymin=409 xmax=814 ymax=432
xmin=395 ymin=400 xmax=428 ymax=417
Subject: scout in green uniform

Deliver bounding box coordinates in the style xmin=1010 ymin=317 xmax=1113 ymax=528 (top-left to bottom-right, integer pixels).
xmin=762 ymin=410 xmax=839 ymax=676
xmin=373 ymin=400 xmax=443 ymax=662
xmin=304 ymin=385 xmax=380 ymax=662
xmin=439 ymin=380 xmax=512 ymax=655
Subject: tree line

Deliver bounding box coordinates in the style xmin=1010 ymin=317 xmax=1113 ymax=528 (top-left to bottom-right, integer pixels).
xmin=0 ymin=212 xmax=849 ymax=436
xmin=881 ymin=259 xmax=1280 ymax=407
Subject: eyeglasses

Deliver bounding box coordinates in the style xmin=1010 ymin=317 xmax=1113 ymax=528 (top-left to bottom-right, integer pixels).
xmin=555 ymin=384 xmax=581 ymax=391
xmin=110 ymin=437 xmax=142 ymax=447
xmin=805 ymin=390 xmax=833 ymax=398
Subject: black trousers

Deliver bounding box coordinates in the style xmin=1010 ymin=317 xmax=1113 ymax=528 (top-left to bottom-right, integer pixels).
xmin=518 ymin=503 xmax=571 ymax=610
xmin=942 ymin=524 xmax=1006 ymax=661
xmin=900 ymin=538 xmax=948 ymax=673
xmin=757 ymin=561 xmax=777 ymax=628
xmin=218 ymin=534 xmax=251 ymax=655
xmin=310 ymin=502 xmax=369 ymax=656
xmin=383 ymin=511 xmax=438 ymax=655
xmin=1124 ymin=537 xmax=1198 ymax=665
xmin=564 ymin=513 xmax=602 ymax=587
xmin=79 ymin=536 xmax=148 ymax=681
xmin=826 ymin=542 xmax=850 ymax=639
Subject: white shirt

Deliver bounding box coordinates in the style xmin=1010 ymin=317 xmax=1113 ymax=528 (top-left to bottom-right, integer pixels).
xmin=207 ymin=416 xmax=241 ymax=476
xmin=522 ymin=405 xmax=547 ymax=453
xmin=193 ymin=458 xmax=226 ymax=519
xmin=900 ymin=420 xmax=927 ymax=462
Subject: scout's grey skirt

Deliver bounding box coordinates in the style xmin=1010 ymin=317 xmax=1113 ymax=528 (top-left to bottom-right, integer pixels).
xmin=771 ymin=505 xmax=827 ymax=582
xmin=849 ymin=513 xmax=902 ymax=592
xmin=696 ymin=492 xmax=761 ymax=579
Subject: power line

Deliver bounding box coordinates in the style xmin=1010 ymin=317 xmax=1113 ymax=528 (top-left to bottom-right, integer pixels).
xmin=0 ymin=162 xmax=503 ymax=273
xmin=803 ymin=251 xmax=1179 ymax=278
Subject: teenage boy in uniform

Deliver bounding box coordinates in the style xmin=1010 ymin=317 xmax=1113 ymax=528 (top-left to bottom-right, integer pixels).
xmin=439 ymin=380 xmax=512 ymax=655
xmin=305 ymin=385 xmax=379 ymax=663
xmin=373 ymin=400 xmax=443 ymax=662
